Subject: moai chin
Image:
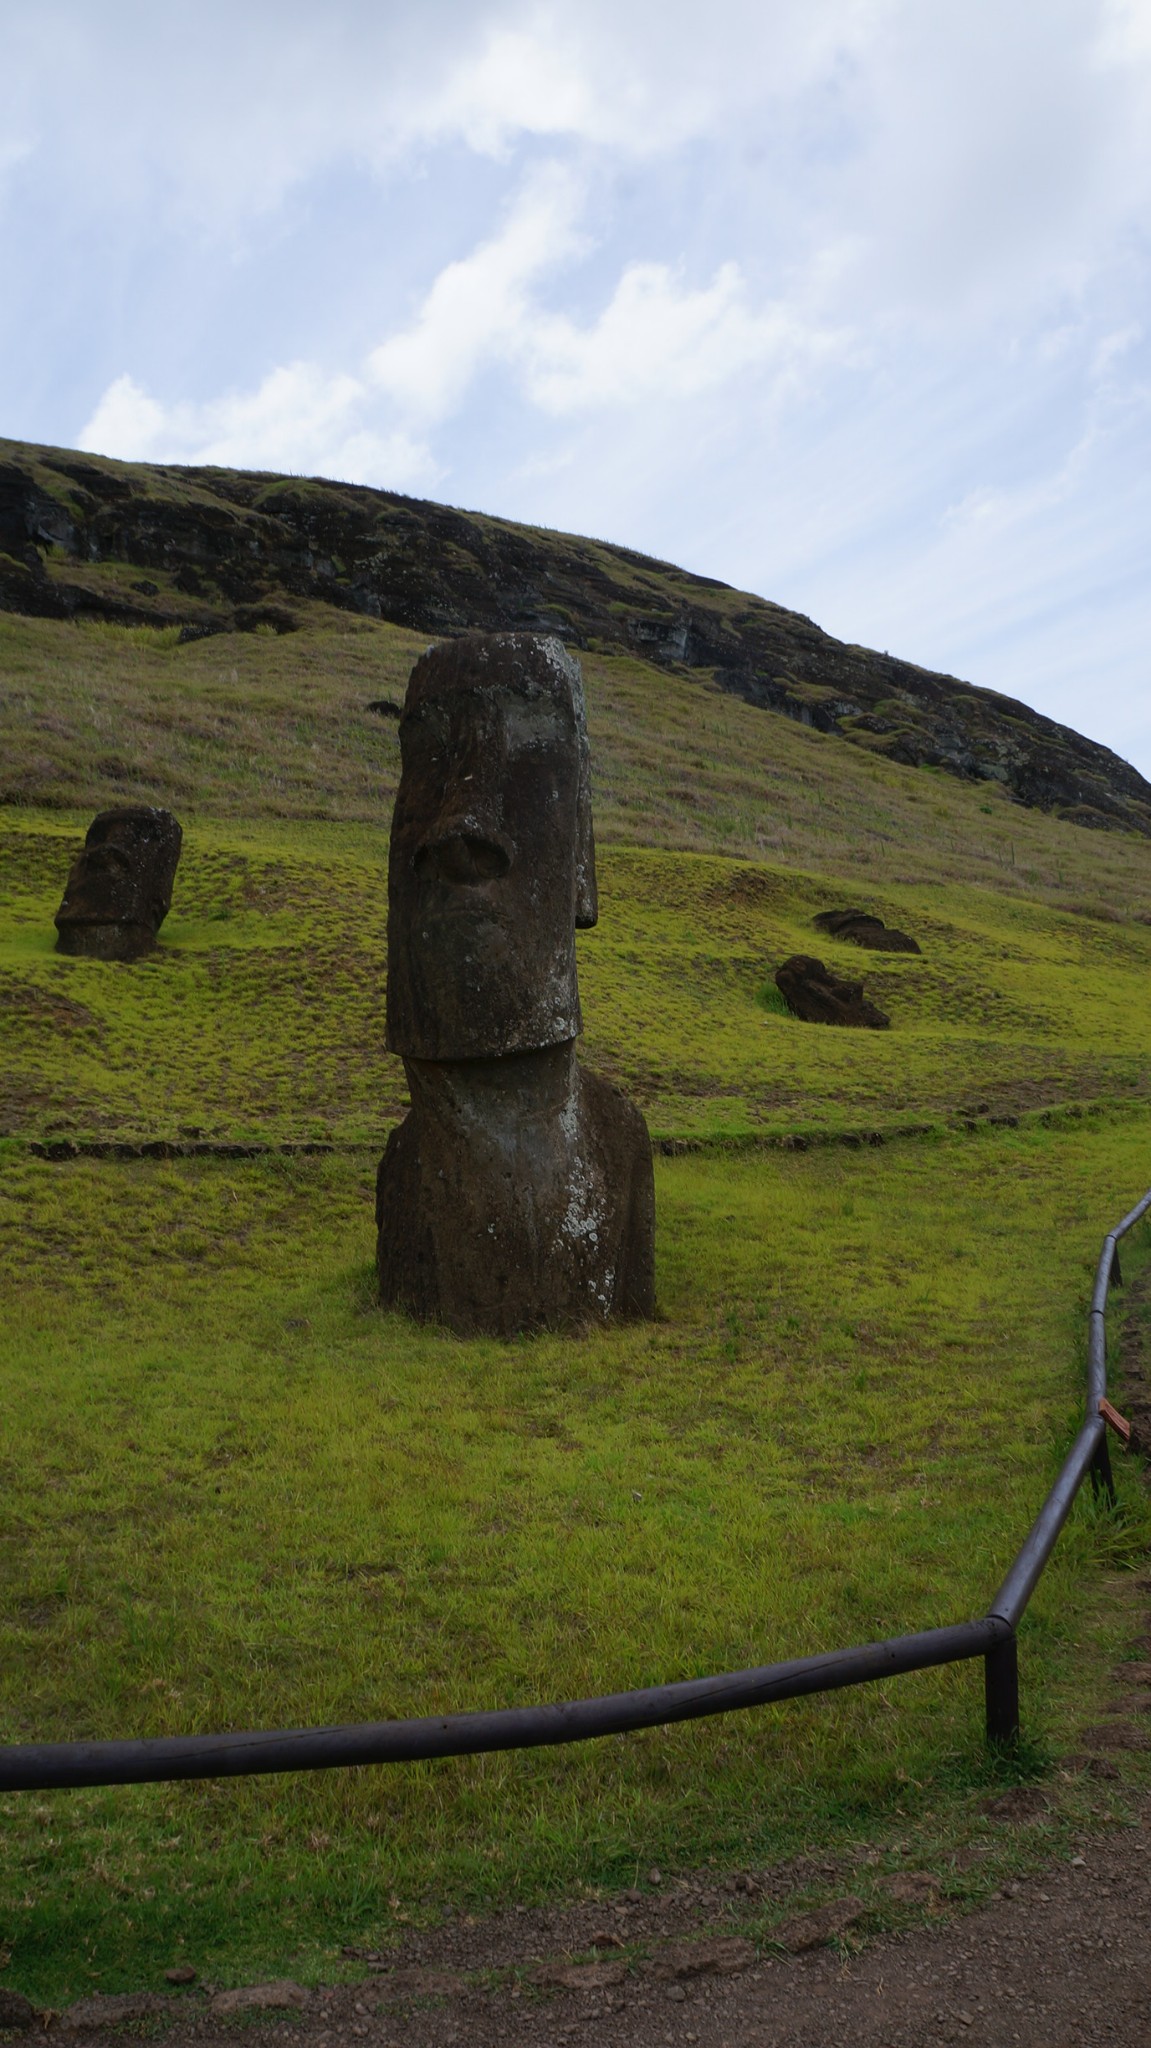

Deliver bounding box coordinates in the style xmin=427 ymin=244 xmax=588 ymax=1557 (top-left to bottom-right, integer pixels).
xmin=377 ymin=631 xmax=655 ymax=1335
xmin=54 ymin=806 xmax=183 ymax=961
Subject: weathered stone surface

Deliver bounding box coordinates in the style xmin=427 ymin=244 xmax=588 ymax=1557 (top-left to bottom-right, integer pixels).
xmin=54 ymin=806 xmax=182 ymax=961
xmin=813 ymin=909 xmax=921 ymax=953
xmin=379 ymin=633 xmax=653 ymax=1335
xmin=775 ymin=954 xmax=890 ymax=1029
xmin=377 ymin=1045 xmax=655 ymax=1335
xmin=209 ymin=1980 xmax=307 ymax=2015
xmin=386 ymin=632 xmax=596 ymax=1062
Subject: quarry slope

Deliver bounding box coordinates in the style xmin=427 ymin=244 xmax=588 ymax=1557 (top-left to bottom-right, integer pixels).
xmin=4 ymin=448 xmax=1151 ymax=2008
xmin=3 ymin=435 xmax=1150 ymax=836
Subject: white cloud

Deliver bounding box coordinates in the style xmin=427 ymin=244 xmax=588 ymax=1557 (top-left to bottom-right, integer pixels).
xmin=367 ymin=163 xmax=587 ymax=418
xmin=81 ymin=164 xmax=846 ymax=484
xmin=0 ymin=0 xmax=896 ymax=233
xmin=412 ymin=22 xmax=612 ymax=156
xmin=80 ymin=366 xmax=438 ymax=493
xmin=81 ymin=376 xmax=169 ymax=461
xmin=835 ymin=0 xmax=1151 ymax=323
xmin=1096 ymin=0 xmax=1151 ymax=62
xmin=523 ymin=260 xmax=848 ymax=411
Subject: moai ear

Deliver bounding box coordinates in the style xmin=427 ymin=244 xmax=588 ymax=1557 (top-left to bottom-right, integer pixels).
xmin=574 ymin=715 xmax=597 ymax=929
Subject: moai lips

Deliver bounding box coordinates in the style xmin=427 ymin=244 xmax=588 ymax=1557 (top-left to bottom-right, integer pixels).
xmin=54 ymin=806 xmax=182 ymax=961
xmin=378 ymin=632 xmax=654 ymax=1336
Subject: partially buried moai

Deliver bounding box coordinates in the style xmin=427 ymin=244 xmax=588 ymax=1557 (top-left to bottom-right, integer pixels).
xmin=54 ymin=806 xmax=182 ymax=961
xmin=377 ymin=631 xmax=655 ymax=1335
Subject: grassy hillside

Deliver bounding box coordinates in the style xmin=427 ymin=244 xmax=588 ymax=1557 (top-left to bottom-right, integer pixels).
xmin=5 ymin=435 xmax=1151 ymax=834
xmin=4 ymin=1125 xmax=1151 ymax=2000
xmin=3 ymin=600 xmax=1151 ymax=2002
xmin=6 ymin=605 xmax=1151 ymax=902
xmin=4 ymin=811 xmax=1151 ymax=1151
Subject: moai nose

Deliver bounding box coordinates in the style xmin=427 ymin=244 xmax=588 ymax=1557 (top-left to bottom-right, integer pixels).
xmin=414 ymin=831 xmax=512 ymax=884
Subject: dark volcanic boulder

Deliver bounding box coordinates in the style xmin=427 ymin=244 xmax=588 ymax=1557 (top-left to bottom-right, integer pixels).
xmin=813 ymin=909 xmax=920 ymax=953
xmin=54 ymin=805 xmax=182 ymax=961
xmin=775 ymin=954 xmax=890 ymax=1029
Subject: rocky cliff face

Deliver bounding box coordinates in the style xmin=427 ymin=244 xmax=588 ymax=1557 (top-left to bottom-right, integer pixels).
xmin=3 ymin=436 xmax=1149 ymax=836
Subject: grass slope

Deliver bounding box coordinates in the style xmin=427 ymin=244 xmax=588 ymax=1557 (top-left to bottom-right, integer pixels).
xmin=5 ymin=606 xmax=1151 ymax=907
xmin=3 ymin=1130 xmax=1150 ymax=1998
xmin=3 ymin=813 xmax=1151 ymax=1147
xmin=2 ymin=611 xmax=1151 ymax=2000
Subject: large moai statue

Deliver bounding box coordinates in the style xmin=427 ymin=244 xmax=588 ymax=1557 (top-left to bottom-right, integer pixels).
xmin=54 ymin=806 xmax=183 ymax=961
xmin=377 ymin=632 xmax=655 ymax=1335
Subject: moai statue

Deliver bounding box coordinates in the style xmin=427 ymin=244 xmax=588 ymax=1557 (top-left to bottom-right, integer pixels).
xmin=54 ymin=806 xmax=182 ymax=961
xmin=377 ymin=631 xmax=655 ymax=1335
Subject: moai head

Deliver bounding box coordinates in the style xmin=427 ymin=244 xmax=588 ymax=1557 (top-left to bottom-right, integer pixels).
xmin=54 ymin=806 xmax=183 ymax=961
xmin=386 ymin=633 xmax=597 ymax=1060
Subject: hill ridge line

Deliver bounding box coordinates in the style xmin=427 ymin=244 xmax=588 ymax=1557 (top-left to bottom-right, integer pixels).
xmin=3 ymin=435 xmax=1149 ymax=837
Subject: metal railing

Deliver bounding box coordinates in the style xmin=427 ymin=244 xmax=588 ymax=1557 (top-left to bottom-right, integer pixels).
xmin=2 ymin=1190 xmax=1148 ymax=1793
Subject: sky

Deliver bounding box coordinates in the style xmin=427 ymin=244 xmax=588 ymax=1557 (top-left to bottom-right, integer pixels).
xmin=3 ymin=0 xmax=1151 ymax=773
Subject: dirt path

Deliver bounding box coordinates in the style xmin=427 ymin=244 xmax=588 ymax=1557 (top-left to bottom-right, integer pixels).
xmin=27 ymin=1786 xmax=1147 ymax=2048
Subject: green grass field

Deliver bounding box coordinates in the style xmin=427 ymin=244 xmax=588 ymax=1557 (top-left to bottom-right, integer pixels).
xmin=3 ymin=609 xmax=1151 ymax=2001
xmin=5 ymin=814 xmax=1151 ymax=1148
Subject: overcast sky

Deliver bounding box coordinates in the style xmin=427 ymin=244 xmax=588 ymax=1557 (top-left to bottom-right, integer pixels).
xmin=4 ymin=0 xmax=1150 ymax=773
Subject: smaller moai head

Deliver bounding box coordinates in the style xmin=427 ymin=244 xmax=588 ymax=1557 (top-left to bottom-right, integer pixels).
xmin=387 ymin=632 xmax=597 ymax=1060
xmin=54 ymin=806 xmax=183 ymax=961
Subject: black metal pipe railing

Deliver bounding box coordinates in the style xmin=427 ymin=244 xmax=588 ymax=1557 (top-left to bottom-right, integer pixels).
xmin=2 ymin=1189 xmax=1148 ymax=1793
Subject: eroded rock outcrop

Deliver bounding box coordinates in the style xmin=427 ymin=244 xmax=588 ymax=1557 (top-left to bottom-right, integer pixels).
xmin=377 ymin=631 xmax=655 ymax=1335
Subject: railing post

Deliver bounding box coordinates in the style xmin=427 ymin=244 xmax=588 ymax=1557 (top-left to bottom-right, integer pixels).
xmin=1090 ymin=1431 xmax=1116 ymax=1507
xmin=985 ymin=1633 xmax=1019 ymax=1747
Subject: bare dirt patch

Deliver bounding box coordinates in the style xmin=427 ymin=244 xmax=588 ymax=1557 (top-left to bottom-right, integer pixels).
xmin=31 ymin=1798 xmax=1151 ymax=2047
